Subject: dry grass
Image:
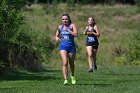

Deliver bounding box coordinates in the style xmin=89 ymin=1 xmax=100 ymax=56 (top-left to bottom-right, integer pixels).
xmin=24 ymin=4 xmax=139 ymax=67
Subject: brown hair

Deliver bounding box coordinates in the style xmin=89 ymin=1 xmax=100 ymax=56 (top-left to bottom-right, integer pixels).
xmin=62 ymin=13 xmax=72 ymax=24
xmin=89 ymin=16 xmax=96 ymax=26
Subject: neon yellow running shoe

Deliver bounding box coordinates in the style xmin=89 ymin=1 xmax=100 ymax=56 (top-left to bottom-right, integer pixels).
xmin=63 ymin=80 xmax=68 ymax=85
xmin=70 ymin=76 xmax=76 ymax=84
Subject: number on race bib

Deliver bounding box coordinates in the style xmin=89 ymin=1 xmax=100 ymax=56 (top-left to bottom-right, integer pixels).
xmin=63 ymin=35 xmax=69 ymax=40
xmin=88 ymin=37 xmax=95 ymax=42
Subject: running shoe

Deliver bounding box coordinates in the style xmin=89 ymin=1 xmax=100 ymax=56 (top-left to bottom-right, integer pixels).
xmin=88 ymin=68 xmax=93 ymax=72
xmin=70 ymin=75 xmax=76 ymax=84
xmin=93 ymin=65 xmax=97 ymax=71
xmin=63 ymin=80 xmax=68 ymax=85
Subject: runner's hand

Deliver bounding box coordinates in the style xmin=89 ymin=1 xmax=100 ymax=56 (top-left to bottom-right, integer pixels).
xmin=56 ymin=37 xmax=61 ymax=42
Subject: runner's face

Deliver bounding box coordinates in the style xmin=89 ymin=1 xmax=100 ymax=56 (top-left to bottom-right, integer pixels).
xmin=62 ymin=16 xmax=69 ymax=25
xmin=88 ymin=17 xmax=93 ymax=25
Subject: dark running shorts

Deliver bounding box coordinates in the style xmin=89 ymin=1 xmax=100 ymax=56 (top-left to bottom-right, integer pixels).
xmin=86 ymin=45 xmax=98 ymax=49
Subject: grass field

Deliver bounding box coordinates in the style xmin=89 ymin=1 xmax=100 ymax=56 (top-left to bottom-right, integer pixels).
xmin=0 ymin=66 xmax=140 ymax=93
xmin=0 ymin=4 xmax=140 ymax=93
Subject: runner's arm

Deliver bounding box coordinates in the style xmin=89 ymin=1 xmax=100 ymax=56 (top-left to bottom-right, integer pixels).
xmin=66 ymin=23 xmax=78 ymax=37
xmin=55 ymin=26 xmax=61 ymax=42
xmin=92 ymin=25 xmax=100 ymax=37
xmin=83 ymin=26 xmax=88 ymax=35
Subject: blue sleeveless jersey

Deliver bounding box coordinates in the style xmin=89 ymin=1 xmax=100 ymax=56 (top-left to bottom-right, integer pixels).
xmin=60 ymin=24 xmax=75 ymax=47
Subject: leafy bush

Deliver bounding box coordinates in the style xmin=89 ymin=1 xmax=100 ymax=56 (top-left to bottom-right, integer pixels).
xmin=134 ymin=0 xmax=140 ymax=12
xmin=0 ymin=0 xmax=26 ymax=70
xmin=123 ymin=31 xmax=140 ymax=65
xmin=0 ymin=0 xmax=55 ymax=73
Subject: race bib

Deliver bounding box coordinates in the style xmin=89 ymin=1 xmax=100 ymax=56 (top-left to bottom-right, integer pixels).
xmin=63 ymin=35 xmax=70 ymax=40
xmin=88 ymin=37 xmax=95 ymax=42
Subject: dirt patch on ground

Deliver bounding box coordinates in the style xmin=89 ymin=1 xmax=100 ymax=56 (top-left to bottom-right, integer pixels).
xmin=113 ymin=16 xmax=126 ymax=22
xmin=130 ymin=14 xmax=140 ymax=23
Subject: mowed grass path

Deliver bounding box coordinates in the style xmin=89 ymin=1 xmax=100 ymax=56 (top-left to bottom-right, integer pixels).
xmin=0 ymin=66 xmax=140 ymax=93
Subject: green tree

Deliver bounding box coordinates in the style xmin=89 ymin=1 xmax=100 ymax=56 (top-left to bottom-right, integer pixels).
xmin=0 ymin=0 xmax=55 ymax=73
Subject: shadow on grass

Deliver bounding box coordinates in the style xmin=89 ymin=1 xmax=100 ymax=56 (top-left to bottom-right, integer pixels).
xmin=0 ymin=69 xmax=61 ymax=81
xmin=107 ymin=73 xmax=140 ymax=76
xmin=77 ymin=83 xmax=112 ymax=87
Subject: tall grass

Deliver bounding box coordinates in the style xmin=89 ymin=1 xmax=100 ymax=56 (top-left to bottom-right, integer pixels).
xmin=24 ymin=4 xmax=140 ymax=68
